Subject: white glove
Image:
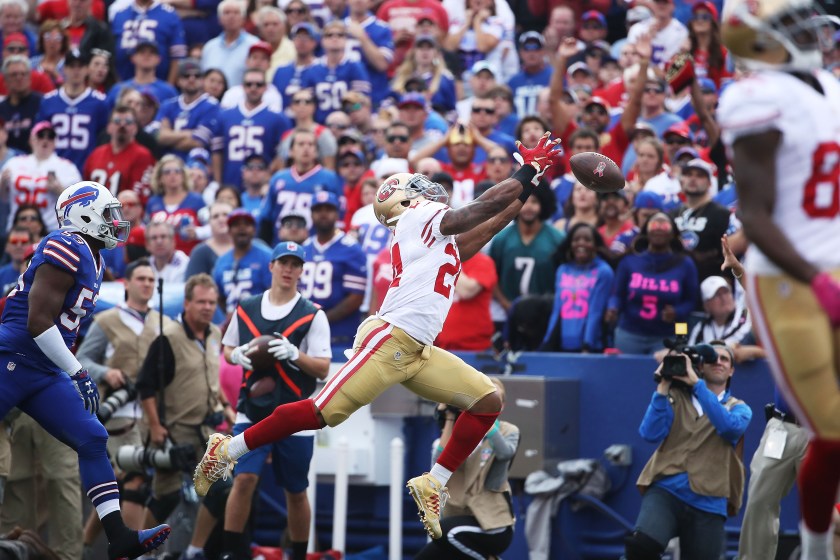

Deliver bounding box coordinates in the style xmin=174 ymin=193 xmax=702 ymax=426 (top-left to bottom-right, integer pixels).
xmin=230 ymin=343 xmax=254 ymax=370
xmin=268 ymin=334 xmax=300 ymax=362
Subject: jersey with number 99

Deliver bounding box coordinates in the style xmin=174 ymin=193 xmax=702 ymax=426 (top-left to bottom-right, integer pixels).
xmin=718 ymin=69 xmax=840 ymax=275
xmin=377 ymin=200 xmax=461 ymax=345
xmin=0 ymin=231 xmax=103 ymax=374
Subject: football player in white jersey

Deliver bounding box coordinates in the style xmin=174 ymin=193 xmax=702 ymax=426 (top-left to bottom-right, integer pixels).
xmin=193 ymin=132 xmax=563 ymax=539
xmin=717 ymin=0 xmax=840 ymax=557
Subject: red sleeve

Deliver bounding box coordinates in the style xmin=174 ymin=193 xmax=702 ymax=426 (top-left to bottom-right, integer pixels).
xmin=92 ymin=0 xmax=105 ymax=20
xmin=375 ymin=2 xmax=389 ymax=20
xmin=464 ymin=253 xmax=497 ymax=290
xmin=433 ymin=3 xmax=449 ymax=31
xmin=32 ymin=72 xmax=56 ymax=94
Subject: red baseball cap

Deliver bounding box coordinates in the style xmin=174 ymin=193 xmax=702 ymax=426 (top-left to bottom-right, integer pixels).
xmin=3 ymin=32 xmax=26 ymax=48
xmin=249 ymin=41 xmax=273 ymax=57
xmin=692 ymin=1 xmax=718 ymax=19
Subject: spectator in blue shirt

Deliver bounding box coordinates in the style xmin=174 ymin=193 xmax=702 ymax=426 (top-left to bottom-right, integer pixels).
xmin=606 ymin=211 xmax=699 ymax=355
xmin=200 ymin=0 xmax=260 ymax=87
xmin=507 ymin=31 xmax=552 ymax=118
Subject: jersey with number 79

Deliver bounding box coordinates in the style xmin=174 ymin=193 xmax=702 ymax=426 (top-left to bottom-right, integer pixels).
xmin=0 ymin=230 xmax=103 ymax=374
xmin=377 ymin=200 xmax=461 ymax=345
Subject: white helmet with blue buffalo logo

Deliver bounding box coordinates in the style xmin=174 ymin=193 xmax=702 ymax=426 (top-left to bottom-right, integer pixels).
xmin=55 ymin=182 xmax=130 ymax=249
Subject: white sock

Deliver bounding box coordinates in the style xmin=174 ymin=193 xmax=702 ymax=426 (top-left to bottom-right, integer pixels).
xmin=227 ymin=433 xmax=250 ymax=460
xmin=800 ymin=521 xmax=835 ymax=560
xmin=429 ymin=463 xmax=453 ymax=487
xmin=185 ymin=545 xmax=203 ymax=558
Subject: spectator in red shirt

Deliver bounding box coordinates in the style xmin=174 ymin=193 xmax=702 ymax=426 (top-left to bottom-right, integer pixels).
xmin=436 ymin=252 xmax=498 ymax=351
xmin=0 ymin=33 xmax=55 ymax=95
xmin=687 ymin=1 xmax=731 ymax=90
xmin=597 ymin=190 xmax=634 ymax=248
xmin=38 ymin=0 xmax=105 ymax=24
xmin=83 ymin=104 xmax=155 ymax=203
xmin=376 ymin=0 xmax=449 ymax=72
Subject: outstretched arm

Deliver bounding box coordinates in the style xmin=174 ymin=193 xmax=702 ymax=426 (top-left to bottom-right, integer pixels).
xmin=456 ymin=197 xmax=525 ymax=261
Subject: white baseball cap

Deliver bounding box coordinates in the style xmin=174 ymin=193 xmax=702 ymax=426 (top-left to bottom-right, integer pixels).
xmin=701 ymin=276 xmax=731 ymax=302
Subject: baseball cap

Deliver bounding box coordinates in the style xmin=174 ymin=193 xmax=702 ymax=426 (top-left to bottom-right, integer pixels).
xmin=692 ymin=0 xmax=719 ymax=19
xmin=518 ymin=31 xmax=545 ymax=50
xmin=249 ymin=41 xmax=273 ymax=57
xmin=311 ymin=190 xmax=340 ymax=209
xmin=243 ymin=152 xmax=268 ymax=166
xmin=371 ymin=157 xmax=409 ymax=178
xmin=178 ymin=58 xmax=201 ymax=76
xmin=598 ymin=189 xmax=628 ymax=201
xmin=417 ymin=12 xmax=440 ymax=26
xmin=65 ymin=48 xmax=89 ymax=65
xmin=397 ymin=92 xmax=428 ymax=110
xmin=471 ymin=60 xmax=497 ymax=78
xmin=701 ymin=276 xmax=731 ymax=302
xmin=582 ymin=10 xmax=607 ymax=26
xmin=631 ymin=121 xmax=656 ymax=138
xmin=291 ymin=22 xmax=320 ymax=41
xmin=338 ymin=128 xmax=364 ymax=145
xmin=634 ymin=191 xmax=664 ymax=210
xmin=280 ymin=213 xmax=307 ymax=227
xmin=132 ymin=40 xmax=159 ymax=55
xmin=674 ymin=146 xmax=700 ymax=161
xmin=626 ymin=5 xmax=652 ymax=23
xmin=3 ymin=32 xmax=26 ymax=47
xmin=271 ymin=240 xmax=306 ymax=263
xmin=339 ymin=148 xmax=365 ymax=163
xmin=683 ymin=158 xmax=714 ymax=177
xmin=227 ymin=208 xmax=256 ymax=226
xmin=31 ymin=121 xmax=54 ymax=136
xmin=697 ymin=77 xmax=717 ymax=94
xmin=138 ymin=87 xmax=159 ymax=109
xmin=585 ymin=95 xmax=611 ymax=111
xmin=664 ymin=122 xmax=693 ymax=141
xmin=415 ymin=33 xmax=437 ymax=48
xmin=568 ymin=61 xmax=594 ymax=76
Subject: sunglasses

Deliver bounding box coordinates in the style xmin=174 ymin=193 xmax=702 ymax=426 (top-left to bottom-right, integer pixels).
xmin=644 ymin=87 xmax=665 ymax=94
xmin=648 ymin=221 xmax=672 ymax=232
xmin=244 ymin=81 xmax=266 ymax=88
xmin=692 ymin=12 xmax=714 ymax=20
xmin=293 ymin=97 xmax=314 ymax=105
xmin=664 ymin=136 xmax=689 ymax=145
xmin=282 ymin=219 xmax=307 ymax=228
xmin=7 ymin=237 xmax=30 ymax=245
xmin=487 ymin=156 xmax=508 ymax=164
xmin=36 ymin=130 xmax=56 ymax=140
xmin=181 ymin=72 xmax=201 ymax=79
xmin=120 ymin=201 xmax=140 ymax=208
xmin=161 ymin=167 xmax=182 ymax=175
xmin=471 ymin=107 xmax=496 ymax=115
xmin=324 ymin=33 xmax=345 ymax=39
xmin=584 ymin=107 xmax=608 ymax=116
xmin=387 ymin=134 xmax=409 ymax=143
xmin=244 ymin=163 xmax=267 ymax=170
xmin=44 ymin=31 xmax=64 ymax=41
xmin=91 ymin=48 xmax=111 ymax=59
xmin=17 ymin=214 xmax=39 ymax=222
xmin=582 ymin=22 xmax=603 ymax=29
xmin=285 ymin=7 xmax=306 ymax=13
xmin=343 ymin=102 xmax=362 ymax=112
xmin=112 ymin=117 xmax=135 ymax=125
xmin=5 ymin=45 xmax=26 ymax=53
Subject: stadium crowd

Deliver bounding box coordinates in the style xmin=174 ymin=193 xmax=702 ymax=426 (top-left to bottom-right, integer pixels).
xmin=0 ymin=0 xmax=839 ymax=556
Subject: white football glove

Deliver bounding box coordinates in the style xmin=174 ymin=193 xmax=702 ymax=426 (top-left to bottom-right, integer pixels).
xmin=268 ymin=334 xmax=300 ymax=362
xmin=230 ymin=343 xmax=254 ymax=370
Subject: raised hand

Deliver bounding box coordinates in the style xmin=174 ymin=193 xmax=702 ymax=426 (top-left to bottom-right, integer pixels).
xmin=557 ymin=37 xmax=580 ymax=60
xmin=513 ymin=132 xmax=563 ymax=185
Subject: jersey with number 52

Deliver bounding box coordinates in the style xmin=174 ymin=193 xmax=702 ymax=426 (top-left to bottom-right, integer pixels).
xmin=0 ymin=231 xmax=103 ymax=374
xmin=718 ymin=69 xmax=840 ymax=275
xmin=378 ymin=200 xmax=461 ymax=345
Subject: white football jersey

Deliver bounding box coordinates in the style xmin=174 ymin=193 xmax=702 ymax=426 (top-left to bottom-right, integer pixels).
xmin=3 ymin=153 xmax=82 ymax=232
xmin=718 ymin=70 xmax=840 ymax=275
xmin=377 ymin=200 xmax=461 ymax=345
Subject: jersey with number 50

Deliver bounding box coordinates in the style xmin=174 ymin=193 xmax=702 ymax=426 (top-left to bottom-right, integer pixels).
xmin=378 ymin=200 xmax=461 ymax=345
xmin=0 ymin=231 xmax=103 ymax=374
xmin=718 ymin=69 xmax=840 ymax=275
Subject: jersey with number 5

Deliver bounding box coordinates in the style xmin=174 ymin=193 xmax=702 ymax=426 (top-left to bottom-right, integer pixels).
xmin=0 ymin=230 xmax=103 ymax=374
xmin=718 ymin=69 xmax=840 ymax=275
xmin=377 ymin=200 xmax=461 ymax=345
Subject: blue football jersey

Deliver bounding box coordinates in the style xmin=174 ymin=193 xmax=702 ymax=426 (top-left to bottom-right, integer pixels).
xmin=300 ymin=232 xmax=366 ymax=340
xmin=212 ymin=244 xmax=273 ymax=314
xmin=258 ymin=165 xmax=344 ymax=245
xmin=212 ymin=103 xmax=291 ymax=188
xmin=300 ymin=56 xmax=371 ymax=123
xmin=36 ymin=88 xmax=110 ymax=171
xmin=507 ymin=66 xmax=552 ymax=118
xmin=272 ymin=63 xmax=312 ymax=115
xmin=156 ymin=93 xmax=221 ymax=161
xmin=344 ymin=15 xmax=393 ymax=107
xmin=0 ymin=230 xmax=104 ymax=374
xmin=112 ymin=3 xmax=187 ymax=81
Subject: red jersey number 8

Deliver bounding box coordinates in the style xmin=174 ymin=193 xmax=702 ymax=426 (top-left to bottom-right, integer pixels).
xmin=803 ymin=142 xmax=840 ymax=218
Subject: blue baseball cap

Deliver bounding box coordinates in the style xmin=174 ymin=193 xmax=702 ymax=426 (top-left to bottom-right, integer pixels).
xmin=311 ymin=190 xmax=340 ymax=209
xmin=582 ymin=10 xmax=607 ymax=27
xmin=634 ymin=191 xmax=664 ymax=210
xmin=697 ymin=78 xmax=717 ymax=94
xmin=271 ymin=240 xmax=306 ymax=263
xmin=132 ymin=40 xmax=159 ymax=55
xmin=292 ymin=22 xmax=321 ymax=42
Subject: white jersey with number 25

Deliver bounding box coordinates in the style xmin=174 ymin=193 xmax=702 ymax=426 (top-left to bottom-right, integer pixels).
xmin=377 ymin=200 xmax=462 ymax=345
xmin=718 ymin=69 xmax=840 ymax=275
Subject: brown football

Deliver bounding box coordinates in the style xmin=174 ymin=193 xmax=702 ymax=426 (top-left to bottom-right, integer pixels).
xmin=569 ymin=152 xmax=626 ymax=194
xmin=248 ymin=334 xmax=280 ymax=372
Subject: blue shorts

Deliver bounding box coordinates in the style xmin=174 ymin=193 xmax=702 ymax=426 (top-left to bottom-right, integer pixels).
xmin=232 ymin=422 xmax=313 ymax=493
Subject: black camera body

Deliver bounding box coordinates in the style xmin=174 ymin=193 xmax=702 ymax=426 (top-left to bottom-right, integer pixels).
xmin=433 ymin=405 xmax=462 ymax=431
xmin=656 ymin=324 xmax=719 ymax=384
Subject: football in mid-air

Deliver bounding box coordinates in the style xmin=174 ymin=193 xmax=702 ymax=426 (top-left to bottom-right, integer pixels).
xmin=247 ymin=334 xmax=280 ymax=371
xmin=569 ymin=152 xmax=625 ymax=193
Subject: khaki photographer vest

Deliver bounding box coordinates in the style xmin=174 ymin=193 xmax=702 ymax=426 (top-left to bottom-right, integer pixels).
xmin=95 ymin=308 xmax=169 ymax=382
xmin=160 ymin=321 xmax=222 ymax=427
xmin=443 ymin=421 xmax=518 ymax=531
xmin=636 ymin=389 xmax=746 ymax=517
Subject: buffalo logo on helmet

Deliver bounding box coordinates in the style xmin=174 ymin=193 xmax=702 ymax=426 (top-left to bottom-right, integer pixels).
xmin=593 ymin=161 xmax=606 ymax=177
xmin=59 ymin=184 xmax=100 ymax=220
xmin=377 ymin=177 xmax=400 ymax=203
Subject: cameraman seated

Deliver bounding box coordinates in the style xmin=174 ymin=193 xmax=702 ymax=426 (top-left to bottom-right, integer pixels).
xmin=626 ymin=341 xmax=752 ymax=560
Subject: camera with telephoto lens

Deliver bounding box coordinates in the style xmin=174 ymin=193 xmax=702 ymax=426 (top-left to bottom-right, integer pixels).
xmin=433 ymin=404 xmax=462 ymax=431
xmin=657 ymin=323 xmax=720 ymax=383
xmin=97 ymin=381 xmax=138 ymax=424
xmin=115 ymin=441 xmax=196 ymax=473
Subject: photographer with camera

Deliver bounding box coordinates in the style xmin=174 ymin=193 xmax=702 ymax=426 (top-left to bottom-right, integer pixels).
xmin=414 ymin=377 xmax=519 ymax=560
xmin=76 ymin=258 xmax=171 ymax=550
xmin=625 ymin=341 xmax=752 ymax=560
xmin=135 ymin=274 xmax=234 ymax=538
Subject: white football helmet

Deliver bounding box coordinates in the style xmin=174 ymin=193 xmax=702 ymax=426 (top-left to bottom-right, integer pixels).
xmin=373 ymin=173 xmax=449 ymax=229
xmin=721 ymin=0 xmax=838 ymax=71
xmin=55 ymin=182 xmax=130 ymax=249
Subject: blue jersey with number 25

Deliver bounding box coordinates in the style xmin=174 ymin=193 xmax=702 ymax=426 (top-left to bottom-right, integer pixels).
xmin=0 ymin=230 xmax=103 ymax=374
